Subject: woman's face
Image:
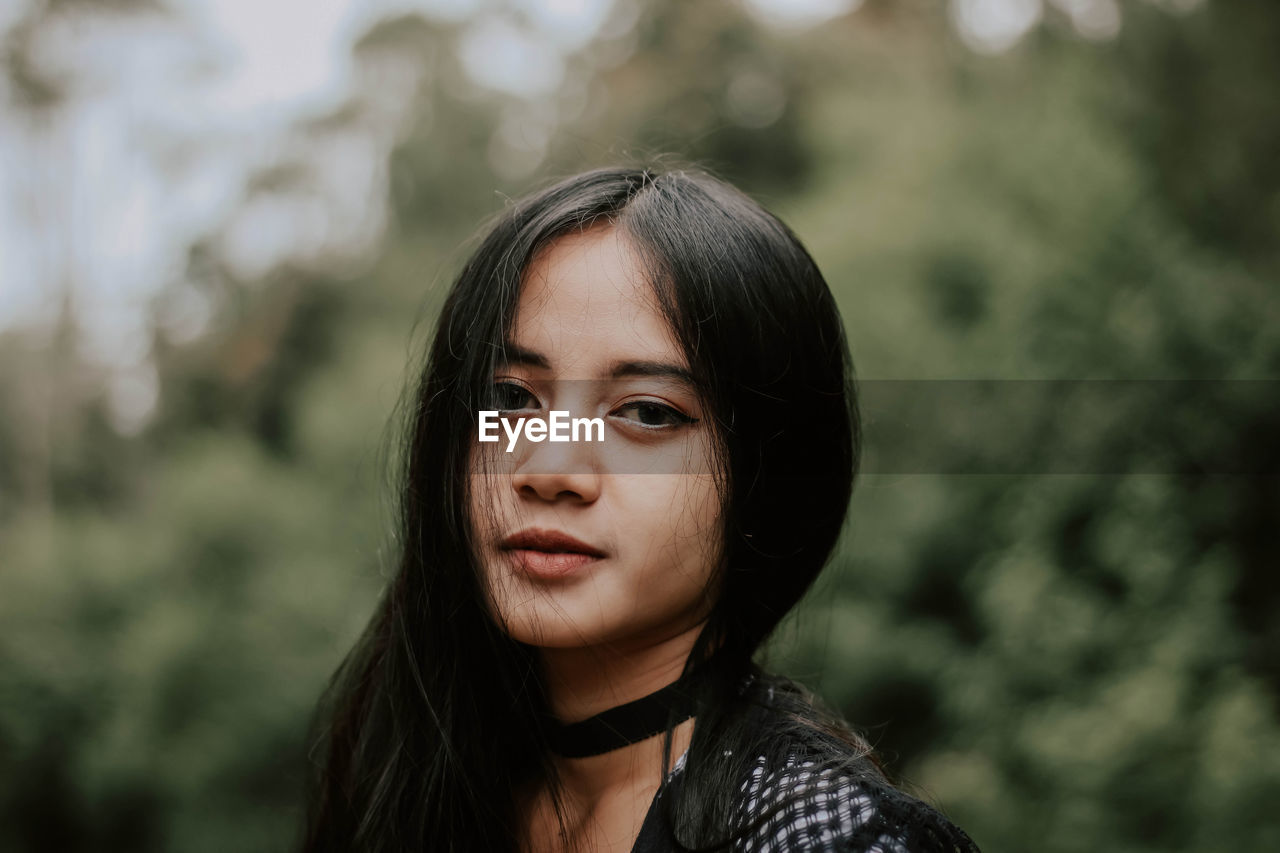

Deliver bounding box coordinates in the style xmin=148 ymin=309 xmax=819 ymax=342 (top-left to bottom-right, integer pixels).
xmin=468 ymin=224 xmax=723 ymax=653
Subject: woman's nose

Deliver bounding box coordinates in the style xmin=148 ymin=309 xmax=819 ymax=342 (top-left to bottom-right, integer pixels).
xmin=510 ymin=436 xmax=602 ymax=504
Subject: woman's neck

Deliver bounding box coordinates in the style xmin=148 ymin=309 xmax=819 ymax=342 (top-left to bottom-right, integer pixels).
xmin=541 ymin=623 xmax=703 ymax=723
xmin=518 ymin=715 xmax=696 ymax=853
xmin=537 ymin=621 xmax=704 ymax=802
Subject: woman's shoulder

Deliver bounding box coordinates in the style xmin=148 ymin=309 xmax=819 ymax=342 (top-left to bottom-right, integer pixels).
xmin=728 ymin=749 xmax=980 ymax=853
xmin=720 ymin=670 xmax=980 ymax=852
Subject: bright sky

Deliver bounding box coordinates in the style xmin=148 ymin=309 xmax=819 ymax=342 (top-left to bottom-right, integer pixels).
xmin=0 ymin=0 xmax=1134 ymax=430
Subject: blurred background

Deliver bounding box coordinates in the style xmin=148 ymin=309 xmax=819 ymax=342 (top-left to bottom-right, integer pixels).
xmin=2 ymin=0 xmax=1278 ymax=850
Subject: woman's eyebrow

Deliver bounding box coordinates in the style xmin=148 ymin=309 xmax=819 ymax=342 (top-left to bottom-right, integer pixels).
xmin=495 ymin=342 xmax=551 ymax=370
xmin=496 ymin=343 xmax=694 ymax=386
xmin=608 ymin=360 xmax=696 ymax=386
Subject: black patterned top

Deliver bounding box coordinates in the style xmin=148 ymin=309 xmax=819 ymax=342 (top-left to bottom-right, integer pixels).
xmin=630 ymin=745 xmax=979 ymax=853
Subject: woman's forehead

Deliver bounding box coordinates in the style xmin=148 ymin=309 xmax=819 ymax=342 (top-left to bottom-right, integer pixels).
xmin=508 ymin=226 xmax=688 ymax=377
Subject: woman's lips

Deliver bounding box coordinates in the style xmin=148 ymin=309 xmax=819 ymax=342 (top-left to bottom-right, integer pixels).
xmin=499 ymin=528 xmax=605 ymax=580
xmin=507 ymin=549 xmax=601 ymax=579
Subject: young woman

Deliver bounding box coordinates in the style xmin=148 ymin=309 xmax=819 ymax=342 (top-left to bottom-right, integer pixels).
xmin=300 ymin=166 xmax=980 ymax=852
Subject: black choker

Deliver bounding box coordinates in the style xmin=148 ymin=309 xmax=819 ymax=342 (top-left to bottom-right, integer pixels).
xmin=547 ymin=670 xmax=706 ymax=759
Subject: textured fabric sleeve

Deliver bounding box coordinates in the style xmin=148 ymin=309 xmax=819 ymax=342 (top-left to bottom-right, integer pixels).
xmin=729 ymin=753 xmax=980 ymax=853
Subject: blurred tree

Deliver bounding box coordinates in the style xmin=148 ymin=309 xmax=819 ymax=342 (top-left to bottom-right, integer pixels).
xmin=2 ymin=0 xmax=1278 ymax=851
xmin=554 ymin=0 xmax=814 ymax=193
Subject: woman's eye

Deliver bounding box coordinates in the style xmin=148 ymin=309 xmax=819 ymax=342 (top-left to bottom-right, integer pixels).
xmin=612 ymin=401 xmax=697 ymax=429
xmin=490 ymin=381 xmax=539 ymax=411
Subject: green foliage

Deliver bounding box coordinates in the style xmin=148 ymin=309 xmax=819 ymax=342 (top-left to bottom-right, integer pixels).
xmin=2 ymin=1 xmax=1278 ymax=851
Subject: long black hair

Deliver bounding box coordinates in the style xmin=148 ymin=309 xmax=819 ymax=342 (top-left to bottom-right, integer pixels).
xmin=300 ymin=165 xmax=869 ymax=852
